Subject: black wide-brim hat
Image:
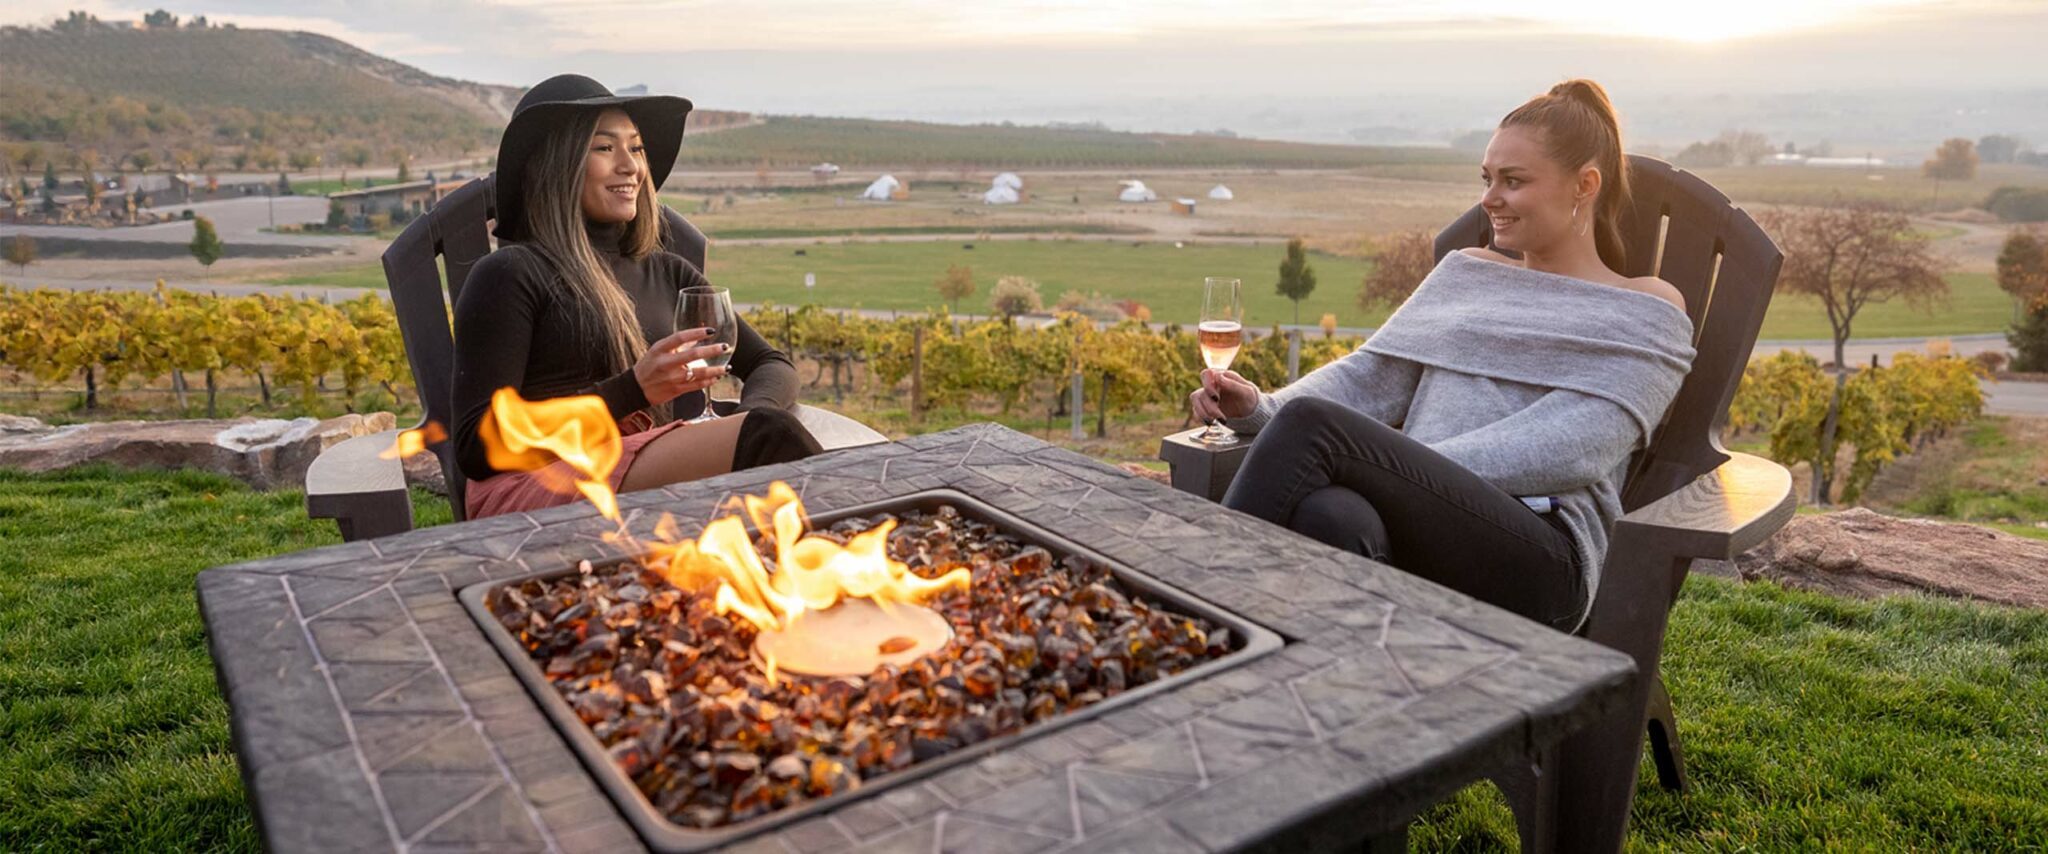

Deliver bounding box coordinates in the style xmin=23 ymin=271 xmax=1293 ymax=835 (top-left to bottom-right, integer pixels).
xmin=492 ymin=73 xmax=692 ymax=241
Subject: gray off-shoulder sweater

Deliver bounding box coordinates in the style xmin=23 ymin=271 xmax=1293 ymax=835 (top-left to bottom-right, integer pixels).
xmin=1227 ymin=250 xmax=1696 ymax=610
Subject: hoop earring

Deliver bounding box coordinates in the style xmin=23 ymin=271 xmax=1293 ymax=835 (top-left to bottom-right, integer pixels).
xmin=1574 ymin=199 xmax=1591 ymax=237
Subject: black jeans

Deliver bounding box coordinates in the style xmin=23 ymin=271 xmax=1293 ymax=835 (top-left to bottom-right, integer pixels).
xmin=1221 ymin=397 xmax=1585 ymax=631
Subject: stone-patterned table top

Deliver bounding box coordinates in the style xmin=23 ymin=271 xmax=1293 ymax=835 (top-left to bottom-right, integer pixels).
xmin=198 ymin=423 xmax=1634 ymax=853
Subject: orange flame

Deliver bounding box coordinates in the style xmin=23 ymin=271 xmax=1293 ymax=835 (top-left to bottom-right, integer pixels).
xmin=379 ymin=421 xmax=447 ymax=460
xmin=459 ymin=387 xmax=953 ymax=641
xmin=477 ymin=387 xmax=624 ymax=520
xmin=650 ymin=482 xmax=970 ymax=633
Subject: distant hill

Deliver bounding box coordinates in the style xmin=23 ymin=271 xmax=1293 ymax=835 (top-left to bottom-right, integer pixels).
xmin=0 ymin=16 xmax=747 ymax=172
xmin=674 ymin=116 xmax=1459 ymax=171
xmin=0 ymin=20 xmax=509 ymax=165
xmin=0 ymin=15 xmax=1426 ymax=176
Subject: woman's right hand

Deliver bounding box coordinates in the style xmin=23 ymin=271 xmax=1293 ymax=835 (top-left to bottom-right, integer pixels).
xmin=1190 ymin=368 xmax=1259 ymax=422
xmin=636 ymin=327 xmax=731 ymax=407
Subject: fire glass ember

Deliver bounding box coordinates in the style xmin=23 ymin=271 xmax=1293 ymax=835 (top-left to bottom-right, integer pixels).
xmin=485 ymin=494 xmax=1236 ymax=830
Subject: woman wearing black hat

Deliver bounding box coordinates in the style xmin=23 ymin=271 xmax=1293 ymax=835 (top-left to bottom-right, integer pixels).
xmin=452 ymin=74 xmax=821 ymax=519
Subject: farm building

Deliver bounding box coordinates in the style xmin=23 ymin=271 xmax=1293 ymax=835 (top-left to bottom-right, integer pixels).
xmin=1208 ymin=184 xmax=1234 ymax=200
xmin=1172 ymin=198 xmax=1197 ymax=215
xmin=1118 ymin=180 xmax=1157 ymax=202
xmin=328 ymin=178 xmax=466 ymax=227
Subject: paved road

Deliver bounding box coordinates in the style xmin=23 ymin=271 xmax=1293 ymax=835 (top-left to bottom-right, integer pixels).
xmin=1983 ymin=378 xmax=2048 ymax=417
xmin=0 ymin=197 xmax=347 ymax=248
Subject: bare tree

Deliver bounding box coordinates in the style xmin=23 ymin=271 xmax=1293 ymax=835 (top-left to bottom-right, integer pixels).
xmin=1978 ymin=134 xmax=2024 ymax=164
xmin=342 ymin=145 xmax=370 ymax=187
xmin=5 ymin=234 xmax=34 ymax=273
xmin=1358 ymin=229 xmax=1435 ymax=313
xmin=1718 ymin=130 xmax=1774 ymax=166
xmin=1758 ymin=203 xmax=1952 ymax=504
xmin=14 ymin=143 xmax=43 ymax=175
xmin=1997 ymin=226 xmax=2048 ymax=321
xmin=1923 ymin=138 xmax=1979 ymax=181
xmin=933 ymin=264 xmax=975 ymax=313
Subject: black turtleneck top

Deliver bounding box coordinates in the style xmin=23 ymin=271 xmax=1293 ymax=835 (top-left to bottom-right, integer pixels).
xmin=450 ymin=220 xmax=798 ymax=480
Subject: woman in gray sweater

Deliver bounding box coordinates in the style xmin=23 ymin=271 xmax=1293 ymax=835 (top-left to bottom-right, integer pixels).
xmin=1191 ymin=80 xmax=1695 ymax=631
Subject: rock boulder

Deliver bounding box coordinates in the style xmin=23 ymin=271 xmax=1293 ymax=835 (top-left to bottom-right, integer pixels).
xmin=0 ymin=412 xmax=397 ymax=491
xmin=1734 ymin=508 xmax=2048 ymax=609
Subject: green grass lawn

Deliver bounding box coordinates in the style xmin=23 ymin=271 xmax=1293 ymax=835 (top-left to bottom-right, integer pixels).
xmin=248 ymin=265 xmax=389 ymax=290
xmin=3 ymin=464 xmax=2045 ymax=849
xmin=1758 ymin=273 xmax=2016 ymax=340
xmin=253 ymin=242 xmax=2014 ymax=339
xmin=255 ymin=240 xmax=1380 ymax=326
xmin=1415 ymin=577 xmax=2048 ymax=849
xmin=0 ymin=467 xmax=448 ymax=851
xmin=706 ymin=240 xmax=1375 ymax=326
xmin=1892 ymin=417 xmax=2048 ymax=530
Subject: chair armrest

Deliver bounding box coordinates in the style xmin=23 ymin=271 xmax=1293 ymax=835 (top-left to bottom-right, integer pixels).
xmin=1157 ymin=427 xmax=1250 ymax=503
xmin=305 ymin=430 xmax=415 ymax=542
xmin=794 ymin=404 xmax=889 ymax=451
xmin=1612 ymin=452 xmax=1795 ymax=562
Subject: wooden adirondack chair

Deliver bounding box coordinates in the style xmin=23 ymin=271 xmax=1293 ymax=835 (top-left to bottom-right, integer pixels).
xmin=306 ymin=175 xmax=886 ymax=541
xmin=1159 ymin=155 xmax=1796 ymax=852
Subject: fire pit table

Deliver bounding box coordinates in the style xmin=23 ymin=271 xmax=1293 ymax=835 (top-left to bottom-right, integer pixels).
xmin=198 ymin=423 xmax=1633 ymax=852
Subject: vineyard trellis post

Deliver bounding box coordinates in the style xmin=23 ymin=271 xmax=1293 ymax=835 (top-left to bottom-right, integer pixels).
xmin=155 ymin=286 xmax=189 ymax=410
xmin=910 ymin=325 xmax=924 ymax=425
xmin=1096 ymin=372 xmax=1110 ymax=438
xmin=1069 ymin=372 xmax=1084 ymax=441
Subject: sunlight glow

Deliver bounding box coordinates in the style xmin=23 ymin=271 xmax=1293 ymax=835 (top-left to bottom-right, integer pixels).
xmin=474 ymin=0 xmax=1959 ymax=51
xmin=0 ymin=0 xmax=1982 ymax=52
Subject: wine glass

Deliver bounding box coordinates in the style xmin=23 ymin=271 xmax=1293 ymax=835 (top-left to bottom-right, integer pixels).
xmin=1197 ymin=277 xmax=1244 ymax=445
xmin=675 ymin=285 xmax=737 ymax=424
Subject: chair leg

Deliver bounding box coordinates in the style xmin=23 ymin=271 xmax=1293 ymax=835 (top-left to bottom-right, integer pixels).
xmin=1645 ymin=675 xmax=1689 ymax=792
xmin=1549 ymin=526 xmax=1691 ymax=854
xmin=1489 ymin=747 xmax=1560 ymax=854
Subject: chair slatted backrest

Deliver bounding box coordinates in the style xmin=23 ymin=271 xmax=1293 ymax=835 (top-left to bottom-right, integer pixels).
xmin=1432 ymin=155 xmax=1784 ymax=512
xmin=381 ymin=174 xmax=709 ymax=520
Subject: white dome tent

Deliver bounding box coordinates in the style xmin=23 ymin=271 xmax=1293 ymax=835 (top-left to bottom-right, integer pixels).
xmin=1117 ymin=180 xmax=1157 ymax=203
xmin=1208 ymin=184 xmax=1234 ymax=201
xmin=859 ymin=175 xmax=900 ymax=201
xmin=983 ymin=172 xmax=1024 ymax=205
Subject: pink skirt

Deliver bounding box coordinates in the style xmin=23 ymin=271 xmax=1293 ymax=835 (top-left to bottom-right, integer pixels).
xmin=464 ymin=419 xmax=688 ymax=520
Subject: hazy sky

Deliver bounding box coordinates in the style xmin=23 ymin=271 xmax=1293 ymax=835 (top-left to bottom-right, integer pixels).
xmin=8 ymin=1 xmax=2047 ymax=148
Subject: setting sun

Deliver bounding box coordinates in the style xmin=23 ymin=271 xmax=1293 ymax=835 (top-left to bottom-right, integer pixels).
xmin=1527 ymin=0 xmax=1938 ymax=43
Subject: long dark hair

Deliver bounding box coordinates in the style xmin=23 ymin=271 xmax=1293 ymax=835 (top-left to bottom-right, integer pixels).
xmin=511 ymin=109 xmax=665 ymax=376
xmin=1500 ymin=78 xmax=1631 ymax=272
